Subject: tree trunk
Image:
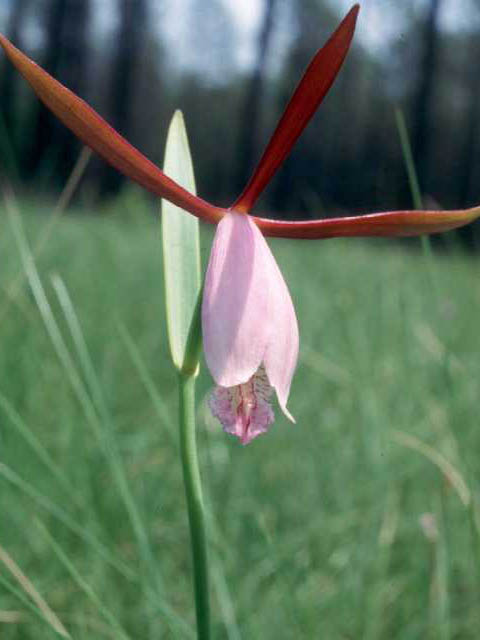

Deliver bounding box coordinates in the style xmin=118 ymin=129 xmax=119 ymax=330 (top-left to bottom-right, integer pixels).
xmin=26 ymin=0 xmax=68 ymax=176
xmin=0 ymin=0 xmax=29 ymax=132
xmin=235 ymin=0 xmax=278 ymax=197
xmin=26 ymin=0 xmax=91 ymax=182
xmin=0 ymin=0 xmax=29 ymax=177
xmin=411 ymin=0 xmax=442 ymax=196
xmin=458 ymin=35 xmax=480 ymax=208
xmin=55 ymin=0 xmax=90 ymax=182
xmin=100 ymin=0 xmax=148 ymax=197
xmin=271 ymin=0 xmax=335 ymax=214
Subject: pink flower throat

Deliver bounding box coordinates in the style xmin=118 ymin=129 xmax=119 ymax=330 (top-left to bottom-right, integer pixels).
xmin=209 ymin=366 xmax=274 ymax=445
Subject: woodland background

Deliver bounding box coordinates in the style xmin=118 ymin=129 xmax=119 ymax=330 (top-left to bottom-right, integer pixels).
xmin=1 ymin=0 xmax=480 ymax=240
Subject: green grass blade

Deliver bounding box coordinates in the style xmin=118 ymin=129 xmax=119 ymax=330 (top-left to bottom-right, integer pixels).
xmin=394 ymin=106 xmax=438 ymax=297
xmin=0 ymin=573 xmax=69 ymax=637
xmin=3 ymin=188 xmax=193 ymax=638
xmin=211 ymin=560 xmax=242 ymax=640
xmin=0 ymin=463 xmax=194 ymax=637
xmin=0 ymin=392 xmax=83 ymax=509
xmin=161 ymin=110 xmax=202 ymax=376
xmin=116 ymin=320 xmax=177 ymax=447
xmin=37 ymin=521 xmax=131 ymax=640
xmin=394 ymin=107 xmax=423 ymax=210
xmin=0 ymin=463 xmax=136 ymax=580
xmin=4 ymin=190 xmax=151 ymax=569
xmin=3 ymin=188 xmax=103 ymax=437
xmin=0 ymin=146 xmax=91 ymax=325
xmin=4 ymin=192 xmax=160 ymax=584
xmin=50 ymin=274 xmax=157 ymax=584
xmin=0 ymin=544 xmax=71 ymax=638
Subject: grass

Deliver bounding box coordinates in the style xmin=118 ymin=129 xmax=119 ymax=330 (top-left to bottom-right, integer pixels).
xmin=1 ymin=191 xmax=480 ymax=639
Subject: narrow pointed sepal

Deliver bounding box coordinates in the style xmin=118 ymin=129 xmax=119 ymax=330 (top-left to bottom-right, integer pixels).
xmin=233 ymin=5 xmax=359 ymax=213
xmin=253 ymin=206 xmax=480 ymax=240
xmin=0 ymin=34 xmax=224 ymax=224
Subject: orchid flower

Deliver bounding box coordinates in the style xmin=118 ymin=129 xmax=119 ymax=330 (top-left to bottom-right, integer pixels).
xmin=202 ymin=212 xmax=298 ymax=444
xmin=1 ymin=5 xmax=479 ymax=444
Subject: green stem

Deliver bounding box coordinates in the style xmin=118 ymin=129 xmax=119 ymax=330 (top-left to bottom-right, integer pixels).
xmin=394 ymin=105 xmax=439 ymax=300
xmin=178 ymin=372 xmax=210 ymax=640
xmin=394 ymin=106 xmax=423 ymax=211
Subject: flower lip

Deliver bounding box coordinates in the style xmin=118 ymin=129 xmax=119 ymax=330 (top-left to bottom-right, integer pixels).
xmin=209 ymin=365 xmax=275 ymax=445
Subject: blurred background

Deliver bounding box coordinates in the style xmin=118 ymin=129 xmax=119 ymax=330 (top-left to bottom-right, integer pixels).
xmin=2 ymin=3 xmax=480 ymax=638
xmin=1 ymin=0 xmax=480 ymax=240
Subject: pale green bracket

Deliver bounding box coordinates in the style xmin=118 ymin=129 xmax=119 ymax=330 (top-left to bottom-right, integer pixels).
xmin=162 ymin=110 xmax=202 ymax=376
xmin=161 ymin=110 xmax=210 ymax=640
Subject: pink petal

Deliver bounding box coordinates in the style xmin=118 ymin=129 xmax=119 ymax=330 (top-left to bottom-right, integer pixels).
xmin=261 ymin=241 xmax=299 ymax=421
xmin=203 ymin=211 xmax=299 ymax=426
xmin=202 ymin=212 xmax=271 ymax=387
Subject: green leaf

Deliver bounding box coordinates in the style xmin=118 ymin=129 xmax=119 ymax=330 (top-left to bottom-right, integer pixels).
xmin=162 ymin=110 xmax=201 ymax=375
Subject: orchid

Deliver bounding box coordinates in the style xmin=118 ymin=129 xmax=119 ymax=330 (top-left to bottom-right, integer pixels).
xmin=1 ymin=4 xmax=479 ymax=446
xmin=203 ymin=212 xmax=298 ymax=444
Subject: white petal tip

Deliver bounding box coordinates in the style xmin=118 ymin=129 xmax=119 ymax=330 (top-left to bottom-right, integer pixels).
xmin=280 ymin=404 xmax=296 ymax=423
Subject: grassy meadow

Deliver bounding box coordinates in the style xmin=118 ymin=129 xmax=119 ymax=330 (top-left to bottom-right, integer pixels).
xmin=1 ymin=193 xmax=480 ymax=639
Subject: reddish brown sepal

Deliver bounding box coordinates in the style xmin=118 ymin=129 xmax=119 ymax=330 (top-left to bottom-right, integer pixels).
xmin=0 ymin=34 xmax=224 ymax=224
xmin=232 ymin=5 xmax=359 ymax=213
xmin=254 ymin=207 xmax=480 ymax=239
